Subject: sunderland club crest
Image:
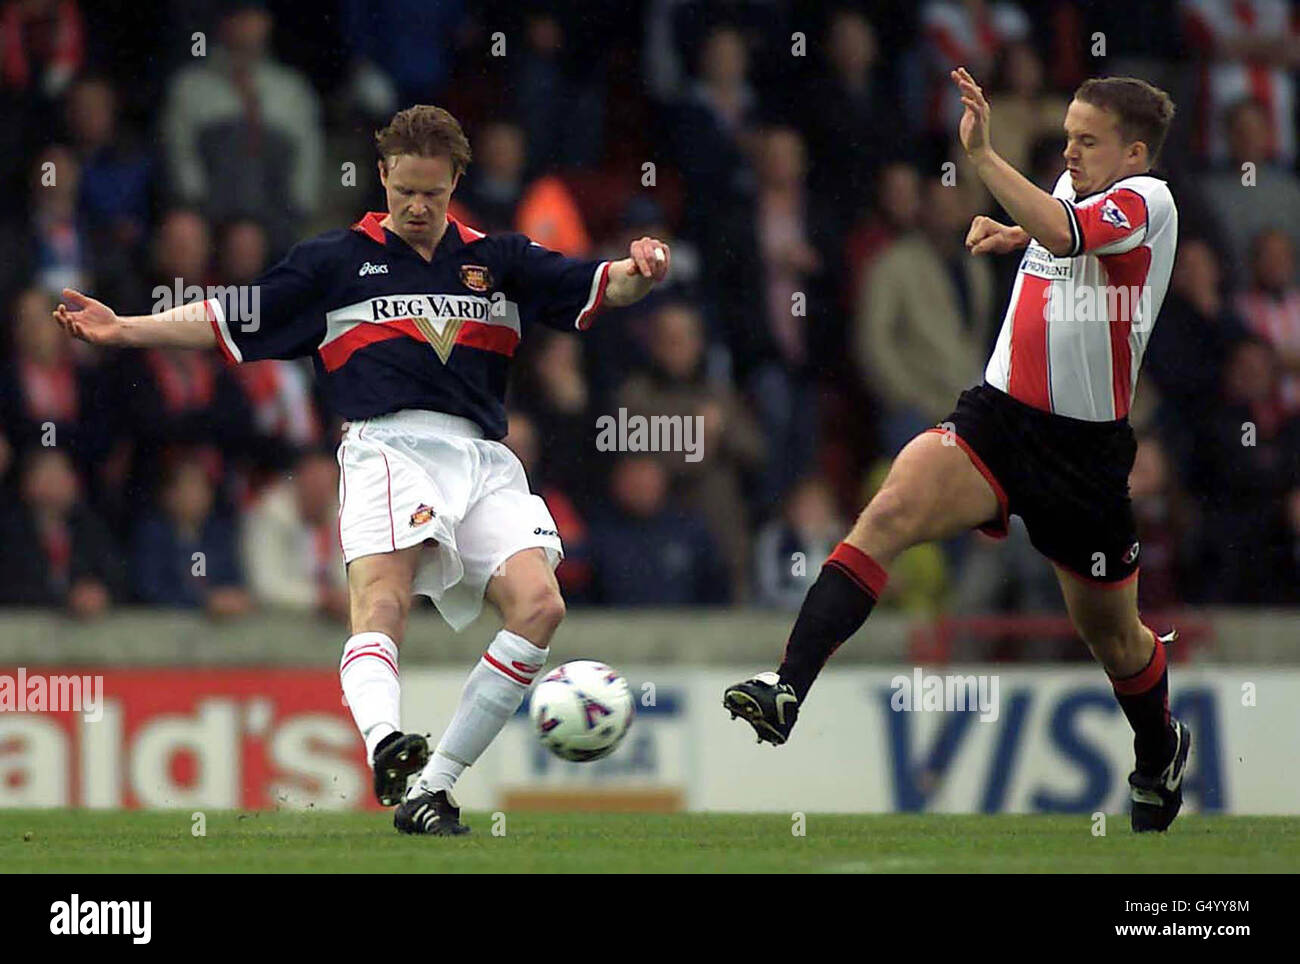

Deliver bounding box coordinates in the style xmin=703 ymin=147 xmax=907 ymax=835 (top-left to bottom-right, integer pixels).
xmin=459 ymin=264 xmax=493 ymax=293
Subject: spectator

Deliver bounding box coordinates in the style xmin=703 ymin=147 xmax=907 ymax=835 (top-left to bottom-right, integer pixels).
xmin=112 ymin=209 xmax=253 ymax=472
xmin=132 ymin=457 xmax=251 ymax=616
xmin=0 ymin=447 xmax=121 ymax=615
xmin=587 ymin=194 xmax=704 ymax=400
xmin=511 ymin=12 xmax=604 ymax=173
xmin=450 ymin=117 xmax=591 ymax=256
xmin=855 ymin=176 xmax=995 ymax=453
xmin=950 ymin=521 xmax=1063 ymax=620
xmin=1181 ymin=0 xmax=1300 ymax=165
xmin=0 ymin=145 xmax=88 ymax=306
xmin=65 ymin=75 xmax=152 ymax=274
xmin=618 ymin=301 xmax=766 ymax=601
xmin=753 ymin=475 xmax=845 ymax=610
xmin=918 ymin=0 xmax=1029 ymax=135
xmin=800 ymin=9 xmax=904 ymax=215
xmin=339 ymin=0 xmax=465 ymax=111
xmin=744 ymin=125 xmax=827 ymax=510
xmin=510 ymin=329 xmax=595 ymax=504
xmin=215 ymin=215 xmax=268 ymax=285
xmin=1144 ymin=238 xmax=1249 ymax=470
xmin=669 ymin=24 xmax=760 ymax=246
xmin=985 ymin=42 xmax=1067 ymax=176
xmin=587 ymin=455 xmax=728 ymax=606
xmin=241 ymin=449 xmax=347 ymax=620
xmin=503 ymin=408 xmax=591 ymax=601
xmin=0 ymin=0 xmax=83 ymax=99
xmin=515 ymin=170 xmax=591 ymax=258
xmin=160 ymin=0 xmax=322 ymax=254
xmin=0 ymin=286 xmax=104 ymax=461
xmin=842 ymin=161 xmax=922 ymax=316
xmin=1197 ymin=98 xmax=1300 ymax=282
xmin=1235 ymin=229 xmax=1300 ymax=413
xmin=1190 ymin=337 xmax=1300 ymax=602
xmin=215 ymin=217 xmax=322 ymax=457
xmin=451 ymin=120 xmax=526 ymax=234
xmin=1130 ymin=434 xmax=1191 ymax=610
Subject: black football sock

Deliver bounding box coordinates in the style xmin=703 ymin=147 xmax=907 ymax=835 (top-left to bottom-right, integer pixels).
xmin=1109 ymin=630 xmax=1176 ymax=774
xmin=777 ymin=542 xmax=887 ymax=702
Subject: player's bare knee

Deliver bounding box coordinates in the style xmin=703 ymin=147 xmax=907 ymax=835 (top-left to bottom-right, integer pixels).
xmin=510 ymin=586 xmax=565 ymax=645
xmin=352 ymin=581 xmax=410 ymax=642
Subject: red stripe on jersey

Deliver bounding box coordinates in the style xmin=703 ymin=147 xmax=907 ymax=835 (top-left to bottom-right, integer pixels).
xmin=1074 ymin=188 xmax=1146 ymax=253
xmin=319 ymin=322 xmax=406 ymax=371
xmin=1099 ymin=245 xmax=1153 ymax=419
xmin=455 ymin=320 xmax=519 ymax=356
xmin=319 ymin=317 xmax=518 ymax=371
xmin=1007 ymin=274 xmax=1053 ymax=412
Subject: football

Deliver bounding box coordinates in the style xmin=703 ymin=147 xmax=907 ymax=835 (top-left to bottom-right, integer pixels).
xmin=529 ymin=660 xmax=635 ymax=762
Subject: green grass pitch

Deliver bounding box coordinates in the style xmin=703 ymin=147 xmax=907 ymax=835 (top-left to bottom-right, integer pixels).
xmin=2 ymin=811 xmax=1297 ymax=873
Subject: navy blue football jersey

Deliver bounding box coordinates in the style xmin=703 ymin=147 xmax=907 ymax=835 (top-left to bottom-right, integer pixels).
xmin=203 ymin=212 xmax=611 ymax=439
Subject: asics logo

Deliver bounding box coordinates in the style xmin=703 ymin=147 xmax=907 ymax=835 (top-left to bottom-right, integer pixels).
xmin=359 ymin=261 xmax=389 ymax=276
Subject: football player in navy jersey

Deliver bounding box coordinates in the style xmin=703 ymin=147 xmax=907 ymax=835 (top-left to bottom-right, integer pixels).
xmin=55 ymin=105 xmax=670 ymax=835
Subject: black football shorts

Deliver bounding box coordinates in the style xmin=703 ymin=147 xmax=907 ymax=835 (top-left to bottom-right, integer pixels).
xmin=929 ymin=382 xmax=1141 ymax=586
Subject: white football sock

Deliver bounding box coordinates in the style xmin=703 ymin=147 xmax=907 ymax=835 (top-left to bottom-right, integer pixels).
xmin=414 ymin=629 xmax=548 ymax=795
xmin=339 ymin=632 xmax=401 ymax=765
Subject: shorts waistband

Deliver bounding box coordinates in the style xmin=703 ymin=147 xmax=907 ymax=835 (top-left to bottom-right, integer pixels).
xmin=345 ymin=409 xmax=485 ymax=440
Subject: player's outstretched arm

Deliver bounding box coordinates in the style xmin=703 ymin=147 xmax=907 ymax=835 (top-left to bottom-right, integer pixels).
xmin=53 ymin=288 xmax=217 ymax=350
xmin=604 ymin=236 xmax=671 ymax=307
xmin=951 ymin=67 xmax=1072 ymax=256
xmin=965 ymin=216 xmax=1030 ymax=256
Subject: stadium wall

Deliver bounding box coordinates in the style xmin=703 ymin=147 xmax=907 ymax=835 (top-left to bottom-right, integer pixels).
xmin=2 ymin=608 xmax=1299 ymax=665
xmin=2 ymin=659 xmax=1296 ymax=814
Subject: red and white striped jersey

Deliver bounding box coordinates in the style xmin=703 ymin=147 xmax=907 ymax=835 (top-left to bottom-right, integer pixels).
xmin=985 ymin=172 xmax=1178 ymax=422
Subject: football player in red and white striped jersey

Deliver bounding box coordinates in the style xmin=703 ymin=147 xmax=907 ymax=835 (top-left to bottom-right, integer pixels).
xmin=726 ymin=69 xmax=1192 ymax=833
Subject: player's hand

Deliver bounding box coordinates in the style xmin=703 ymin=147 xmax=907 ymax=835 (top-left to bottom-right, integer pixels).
xmin=626 ymin=236 xmax=671 ymax=283
xmin=966 ymin=216 xmax=1018 ymax=255
xmin=53 ymin=288 xmax=126 ymax=347
xmin=951 ymin=67 xmax=991 ymax=157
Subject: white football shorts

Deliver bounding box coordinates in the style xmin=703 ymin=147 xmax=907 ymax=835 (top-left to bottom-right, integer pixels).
xmin=336 ymin=409 xmax=563 ymax=631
